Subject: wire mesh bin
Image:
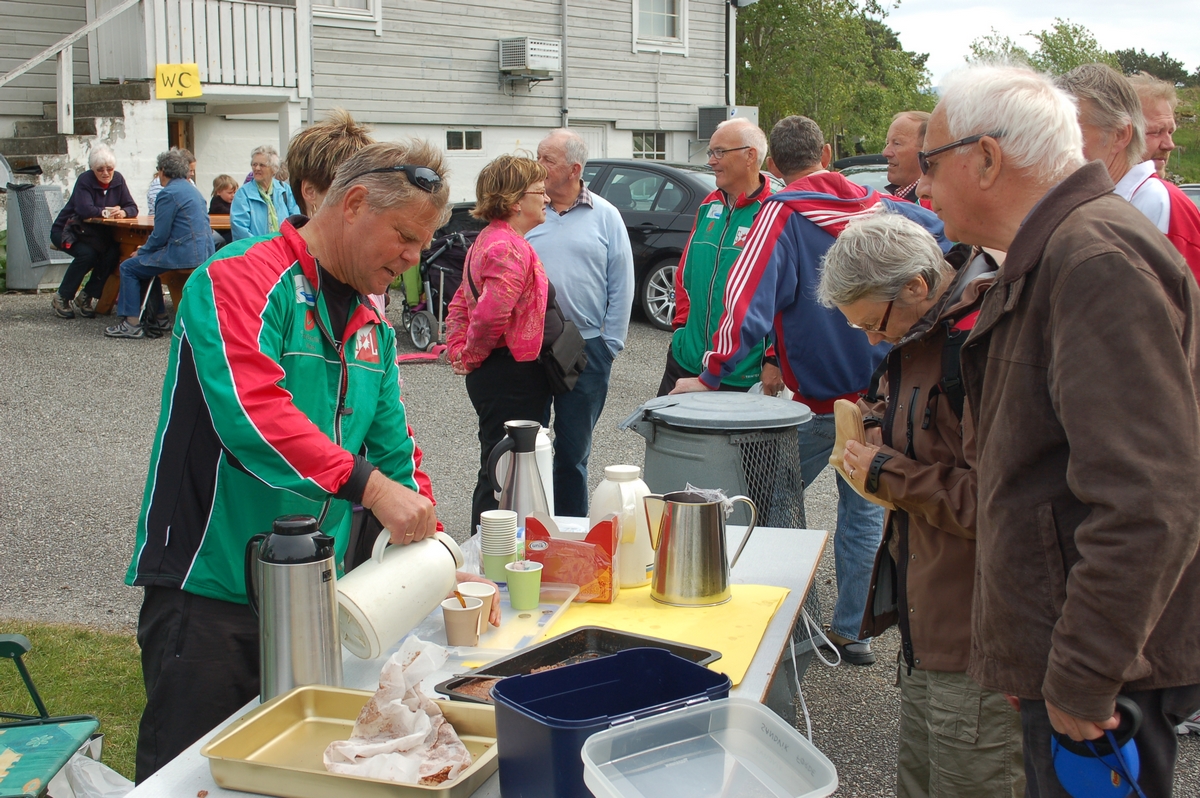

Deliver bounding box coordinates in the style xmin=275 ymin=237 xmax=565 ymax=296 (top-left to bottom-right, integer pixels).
xmin=5 ymin=183 xmax=72 ymax=290
xmin=619 ymin=393 xmax=812 ymax=528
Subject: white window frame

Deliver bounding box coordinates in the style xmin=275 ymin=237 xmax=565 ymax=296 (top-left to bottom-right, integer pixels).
xmin=446 ymin=130 xmax=484 ymax=151
xmin=632 ymin=0 xmax=688 ymax=55
xmin=313 ymin=0 xmax=382 ymax=36
xmin=632 ymin=131 xmax=668 ymax=161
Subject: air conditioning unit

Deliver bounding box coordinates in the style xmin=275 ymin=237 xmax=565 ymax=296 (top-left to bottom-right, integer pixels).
xmin=498 ymin=37 xmax=562 ymax=75
xmin=697 ymin=106 xmax=760 ymax=140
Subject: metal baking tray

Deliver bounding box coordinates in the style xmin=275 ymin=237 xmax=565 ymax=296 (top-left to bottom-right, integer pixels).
xmin=434 ymin=625 xmax=722 ymax=704
xmin=201 ymin=685 xmax=497 ymax=798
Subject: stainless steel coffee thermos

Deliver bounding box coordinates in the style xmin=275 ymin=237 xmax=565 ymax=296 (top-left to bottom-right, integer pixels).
xmin=245 ymin=515 xmax=343 ymax=702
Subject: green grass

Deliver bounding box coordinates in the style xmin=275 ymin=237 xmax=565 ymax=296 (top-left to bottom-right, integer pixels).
xmin=0 ymin=621 xmax=144 ymax=781
xmin=1170 ymin=88 xmax=1200 ymax=184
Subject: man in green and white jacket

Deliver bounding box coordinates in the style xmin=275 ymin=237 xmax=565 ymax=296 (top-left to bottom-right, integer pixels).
xmin=126 ymin=143 xmax=456 ymax=782
xmin=658 ymin=118 xmax=782 ymax=395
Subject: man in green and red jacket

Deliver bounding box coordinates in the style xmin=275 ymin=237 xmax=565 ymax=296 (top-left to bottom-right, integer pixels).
xmin=126 ymin=143 xmax=457 ymax=782
xmin=657 ymin=118 xmax=782 ymax=395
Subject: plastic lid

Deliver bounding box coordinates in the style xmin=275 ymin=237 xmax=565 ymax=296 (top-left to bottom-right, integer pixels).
xmin=582 ymin=697 xmax=838 ymax=798
xmin=640 ymin=393 xmax=812 ymax=431
xmin=603 ymin=465 xmax=642 ymax=481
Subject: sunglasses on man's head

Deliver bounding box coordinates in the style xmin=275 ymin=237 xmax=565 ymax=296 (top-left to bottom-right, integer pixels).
xmin=918 ymin=131 xmax=1004 ymax=175
xmin=344 ymin=164 xmax=443 ymax=193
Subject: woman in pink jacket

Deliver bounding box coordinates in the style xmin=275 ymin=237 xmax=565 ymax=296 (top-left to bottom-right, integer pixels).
xmin=446 ymin=154 xmax=551 ymax=529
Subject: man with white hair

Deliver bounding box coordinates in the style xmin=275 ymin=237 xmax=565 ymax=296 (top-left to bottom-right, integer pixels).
xmin=528 ymin=129 xmax=634 ymax=516
xmin=920 ymin=63 xmax=1200 ymax=796
xmin=882 ymin=111 xmax=930 ymax=203
xmin=658 ymin=118 xmax=781 ymax=395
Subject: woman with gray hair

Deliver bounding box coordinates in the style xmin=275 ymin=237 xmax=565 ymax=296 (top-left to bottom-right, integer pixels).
xmin=105 ymin=149 xmax=215 ymax=339
xmin=48 ymin=144 xmax=139 ymax=318
xmin=818 ymin=211 xmax=1021 ymax=797
xmin=229 ymin=143 xmax=300 ymax=239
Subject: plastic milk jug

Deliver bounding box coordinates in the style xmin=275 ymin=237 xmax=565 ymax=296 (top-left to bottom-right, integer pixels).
xmin=590 ymin=465 xmax=653 ymax=588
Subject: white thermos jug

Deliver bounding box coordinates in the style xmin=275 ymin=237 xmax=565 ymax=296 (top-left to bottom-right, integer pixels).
xmin=336 ymin=530 xmax=464 ymax=659
xmin=590 ymin=465 xmax=654 ymax=588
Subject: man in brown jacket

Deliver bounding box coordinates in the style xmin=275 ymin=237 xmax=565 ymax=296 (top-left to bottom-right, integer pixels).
xmin=918 ymin=63 xmax=1200 ymax=797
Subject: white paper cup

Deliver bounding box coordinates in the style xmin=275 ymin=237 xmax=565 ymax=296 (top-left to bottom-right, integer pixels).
xmin=456 ymin=582 xmax=497 ymax=634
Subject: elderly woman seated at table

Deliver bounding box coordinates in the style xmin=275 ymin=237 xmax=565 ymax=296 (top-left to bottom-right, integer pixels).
xmin=49 ymin=144 xmax=138 ymax=319
xmin=818 ymin=212 xmax=1021 ymax=798
xmin=229 ymin=144 xmax=300 ymax=239
xmin=104 ymin=149 xmax=215 ymax=340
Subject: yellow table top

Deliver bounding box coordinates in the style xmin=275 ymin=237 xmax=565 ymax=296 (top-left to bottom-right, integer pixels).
xmin=547 ymin=583 xmax=790 ymax=686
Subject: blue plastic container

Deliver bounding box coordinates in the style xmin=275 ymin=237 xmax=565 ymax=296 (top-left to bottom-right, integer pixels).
xmin=492 ymin=647 xmax=732 ymax=798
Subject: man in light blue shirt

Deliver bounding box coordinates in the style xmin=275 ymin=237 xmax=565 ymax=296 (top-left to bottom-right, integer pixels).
xmin=527 ymin=129 xmax=635 ymax=516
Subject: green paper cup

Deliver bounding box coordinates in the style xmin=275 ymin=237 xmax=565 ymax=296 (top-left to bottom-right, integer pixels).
xmin=504 ymin=561 xmax=543 ymax=610
xmin=482 ymin=551 xmax=517 ymax=582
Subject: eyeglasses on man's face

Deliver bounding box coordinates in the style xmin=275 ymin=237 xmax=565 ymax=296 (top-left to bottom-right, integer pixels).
xmin=918 ymin=132 xmax=1004 ymax=175
xmin=706 ymin=145 xmax=751 ymax=160
xmin=344 ymin=164 xmax=444 ymax=194
xmin=846 ymin=299 xmax=894 ymax=334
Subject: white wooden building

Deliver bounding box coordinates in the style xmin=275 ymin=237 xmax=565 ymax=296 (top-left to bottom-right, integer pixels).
xmin=1 ymin=0 xmax=740 ymax=205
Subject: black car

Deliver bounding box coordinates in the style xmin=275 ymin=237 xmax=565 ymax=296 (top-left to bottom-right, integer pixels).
xmin=431 ymin=160 xmax=781 ymax=331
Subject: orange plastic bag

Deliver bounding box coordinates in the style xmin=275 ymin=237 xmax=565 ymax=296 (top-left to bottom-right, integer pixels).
xmin=525 ymin=515 xmax=619 ymax=603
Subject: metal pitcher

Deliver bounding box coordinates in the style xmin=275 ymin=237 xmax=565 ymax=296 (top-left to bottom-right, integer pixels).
xmin=642 ymin=491 xmax=757 ymax=607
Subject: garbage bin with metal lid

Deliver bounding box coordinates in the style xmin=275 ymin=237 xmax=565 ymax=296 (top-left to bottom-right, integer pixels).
xmin=619 ymin=392 xmax=812 ymax=529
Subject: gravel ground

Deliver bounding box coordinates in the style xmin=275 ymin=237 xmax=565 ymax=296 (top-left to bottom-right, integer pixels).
xmin=1 ymin=290 xmax=1196 ymax=794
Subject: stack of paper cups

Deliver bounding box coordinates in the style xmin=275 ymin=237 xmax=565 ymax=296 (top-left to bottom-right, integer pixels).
xmin=479 ymin=510 xmax=519 ymax=582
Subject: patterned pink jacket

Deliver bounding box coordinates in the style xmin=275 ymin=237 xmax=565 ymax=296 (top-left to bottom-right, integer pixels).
xmin=446 ymin=219 xmax=548 ymax=369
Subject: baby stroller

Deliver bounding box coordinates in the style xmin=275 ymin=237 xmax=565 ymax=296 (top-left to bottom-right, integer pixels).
xmin=402 ymin=230 xmax=475 ymax=351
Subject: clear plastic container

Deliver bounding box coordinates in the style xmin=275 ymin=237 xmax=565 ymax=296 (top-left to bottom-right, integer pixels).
xmin=582 ymin=697 xmax=838 ymax=798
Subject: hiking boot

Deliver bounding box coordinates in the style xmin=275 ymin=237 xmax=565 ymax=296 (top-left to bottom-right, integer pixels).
xmin=72 ymin=292 xmax=97 ymax=318
xmin=51 ymin=293 xmax=75 ymax=319
xmin=820 ymin=632 xmax=876 ymax=666
xmin=104 ymin=319 xmax=145 ymax=339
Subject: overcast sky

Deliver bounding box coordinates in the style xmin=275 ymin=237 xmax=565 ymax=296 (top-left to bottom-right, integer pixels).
xmin=883 ymin=0 xmax=1200 ymax=86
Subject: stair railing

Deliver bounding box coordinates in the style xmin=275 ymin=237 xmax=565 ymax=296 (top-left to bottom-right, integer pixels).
xmin=0 ymin=0 xmax=143 ymax=135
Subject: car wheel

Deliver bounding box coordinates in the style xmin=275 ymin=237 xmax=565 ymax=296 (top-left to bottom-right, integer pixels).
xmin=408 ymin=310 xmax=437 ymax=351
xmin=640 ymin=259 xmax=677 ymax=331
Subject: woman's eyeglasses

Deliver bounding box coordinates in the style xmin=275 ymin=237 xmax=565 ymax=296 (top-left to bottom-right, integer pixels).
xmin=344 ymin=164 xmax=443 ymax=193
xmin=847 ymin=299 xmax=894 ymax=333
xmin=918 ymin=132 xmax=1004 ymax=174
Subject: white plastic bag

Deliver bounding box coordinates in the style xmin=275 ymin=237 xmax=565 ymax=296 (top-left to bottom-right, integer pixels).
xmin=46 ymin=752 xmax=133 ymax=798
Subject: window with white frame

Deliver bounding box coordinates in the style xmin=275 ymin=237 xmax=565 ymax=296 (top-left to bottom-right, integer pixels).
xmin=633 ymin=131 xmax=667 ymax=160
xmin=633 ymin=0 xmax=687 ymax=53
xmin=446 ymin=131 xmax=483 ymax=151
xmin=313 ymin=0 xmax=382 ymax=36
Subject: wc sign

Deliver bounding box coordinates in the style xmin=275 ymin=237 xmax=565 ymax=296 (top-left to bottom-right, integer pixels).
xmin=155 ymin=63 xmax=202 ymax=99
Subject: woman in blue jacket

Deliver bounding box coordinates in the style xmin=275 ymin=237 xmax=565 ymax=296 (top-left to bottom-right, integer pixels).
xmin=105 ymin=150 xmax=215 ymax=339
xmin=229 ymin=144 xmax=300 ymax=239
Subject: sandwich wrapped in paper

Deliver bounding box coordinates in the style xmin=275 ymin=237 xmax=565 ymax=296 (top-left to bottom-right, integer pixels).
xmin=829 ymin=399 xmax=895 ymax=510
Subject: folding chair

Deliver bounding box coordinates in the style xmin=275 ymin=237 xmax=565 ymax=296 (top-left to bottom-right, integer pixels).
xmin=0 ymin=635 xmax=99 ymax=798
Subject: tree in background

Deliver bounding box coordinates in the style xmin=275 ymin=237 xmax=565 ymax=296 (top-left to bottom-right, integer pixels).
xmin=737 ymin=0 xmax=934 ymax=157
xmin=1113 ymin=49 xmax=1197 ymax=87
xmin=967 ymin=18 xmax=1117 ymax=75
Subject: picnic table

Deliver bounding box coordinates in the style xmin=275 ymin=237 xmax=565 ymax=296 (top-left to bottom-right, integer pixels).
xmin=125 ymin=523 xmax=828 ymax=798
xmin=87 ymin=215 xmax=231 ymax=315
